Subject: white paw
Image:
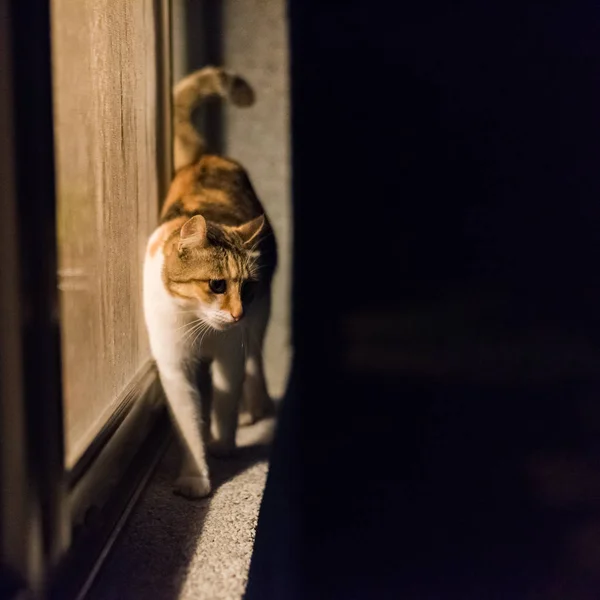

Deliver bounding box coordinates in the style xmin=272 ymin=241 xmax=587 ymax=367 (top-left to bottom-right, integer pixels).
xmin=173 ymin=474 xmax=211 ymax=499
xmin=208 ymin=439 xmax=236 ymax=458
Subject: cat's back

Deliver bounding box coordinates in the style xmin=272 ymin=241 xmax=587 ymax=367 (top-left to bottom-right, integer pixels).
xmin=160 ymin=154 xmax=264 ymax=227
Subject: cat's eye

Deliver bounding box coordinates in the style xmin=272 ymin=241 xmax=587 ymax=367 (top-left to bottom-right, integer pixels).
xmin=209 ymin=279 xmax=227 ymax=294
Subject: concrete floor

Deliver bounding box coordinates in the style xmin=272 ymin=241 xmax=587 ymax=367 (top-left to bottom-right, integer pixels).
xmin=88 ymin=418 xmax=275 ymax=600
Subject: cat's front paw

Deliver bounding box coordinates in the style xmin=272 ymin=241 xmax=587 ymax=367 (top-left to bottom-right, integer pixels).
xmin=174 ymin=474 xmax=212 ymax=499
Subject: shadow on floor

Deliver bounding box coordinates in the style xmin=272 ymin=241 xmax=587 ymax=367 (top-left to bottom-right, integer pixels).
xmin=87 ymin=418 xmax=275 ymax=600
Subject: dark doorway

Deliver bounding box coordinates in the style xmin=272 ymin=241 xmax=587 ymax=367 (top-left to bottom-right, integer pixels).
xmin=248 ymin=1 xmax=600 ymax=598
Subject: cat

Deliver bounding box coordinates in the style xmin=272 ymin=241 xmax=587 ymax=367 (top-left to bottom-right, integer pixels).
xmin=143 ymin=67 xmax=276 ymax=498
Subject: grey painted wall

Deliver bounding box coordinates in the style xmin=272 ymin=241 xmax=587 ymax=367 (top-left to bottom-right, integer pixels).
xmin=172 ymin=0 xmax=292 ymax=399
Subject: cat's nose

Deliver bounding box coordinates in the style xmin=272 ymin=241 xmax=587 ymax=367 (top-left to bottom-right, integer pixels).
xmin=230 ymin=309 xmax=244 ymax=322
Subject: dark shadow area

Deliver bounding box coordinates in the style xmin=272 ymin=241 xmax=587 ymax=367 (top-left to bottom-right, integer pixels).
xmin=248 ymin=0 xmax=600 ymax=598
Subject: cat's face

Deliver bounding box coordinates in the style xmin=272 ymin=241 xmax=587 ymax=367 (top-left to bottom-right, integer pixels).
xmin=169 ymin=274 xmax=259 ymax=331
xmin=163 ymin=214 xmax=265 ymax=331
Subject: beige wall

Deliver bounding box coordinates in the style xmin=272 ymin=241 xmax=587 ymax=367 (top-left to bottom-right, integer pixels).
xmin=52 ymin=0 xmax=159 ymax=466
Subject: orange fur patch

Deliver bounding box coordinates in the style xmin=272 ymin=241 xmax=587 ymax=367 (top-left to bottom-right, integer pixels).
xmin=160 ymin=155 xmax=245 ymax=220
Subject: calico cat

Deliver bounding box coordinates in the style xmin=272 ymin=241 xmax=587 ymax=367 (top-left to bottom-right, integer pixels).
xmin=143 ymin=67 xmax=276 ymax=498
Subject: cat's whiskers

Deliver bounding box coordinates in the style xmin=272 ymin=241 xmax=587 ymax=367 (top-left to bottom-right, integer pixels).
xmin=174 ymin=317 xmax=203 ymax=332
xmin=180 ymin=319 xmax=208 ymax=344
xmin=178 ymin=325 xmax=201 ymax=340
xmin=191 ymin=321 xmax=211 ymax=349
xmin=211 ymin=314 xmax=231 ymax=326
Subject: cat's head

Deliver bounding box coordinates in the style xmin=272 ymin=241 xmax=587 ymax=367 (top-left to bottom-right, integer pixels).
xmin=163 ymin=213 xmax=268 ymax=330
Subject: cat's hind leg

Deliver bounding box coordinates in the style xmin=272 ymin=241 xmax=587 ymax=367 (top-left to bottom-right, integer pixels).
xmin=239 ymin=294 xmax=275 ymax=426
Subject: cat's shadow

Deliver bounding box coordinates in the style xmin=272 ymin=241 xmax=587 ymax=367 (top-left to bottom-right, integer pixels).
xmin=209 ymin=416 xmax=276 ymax=487
xmin=87 ymin=417 xmax=276 ymax=600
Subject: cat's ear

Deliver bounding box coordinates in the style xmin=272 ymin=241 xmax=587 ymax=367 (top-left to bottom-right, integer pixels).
xmin=178 ymin=215 xmax=207 ymax=253
xmin=235 ymin=214 xmax=265 ymax=247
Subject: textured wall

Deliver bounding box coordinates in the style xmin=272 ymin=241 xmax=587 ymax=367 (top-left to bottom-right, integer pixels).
xmin=172 ymin=0 xmax=292 ymax=399
xmin=52 ymin=0 xmax=159 ymax=465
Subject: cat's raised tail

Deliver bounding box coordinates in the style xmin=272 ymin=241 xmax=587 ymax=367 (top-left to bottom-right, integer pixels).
xmin=173 ymin=66 xmax=255 ymax=170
